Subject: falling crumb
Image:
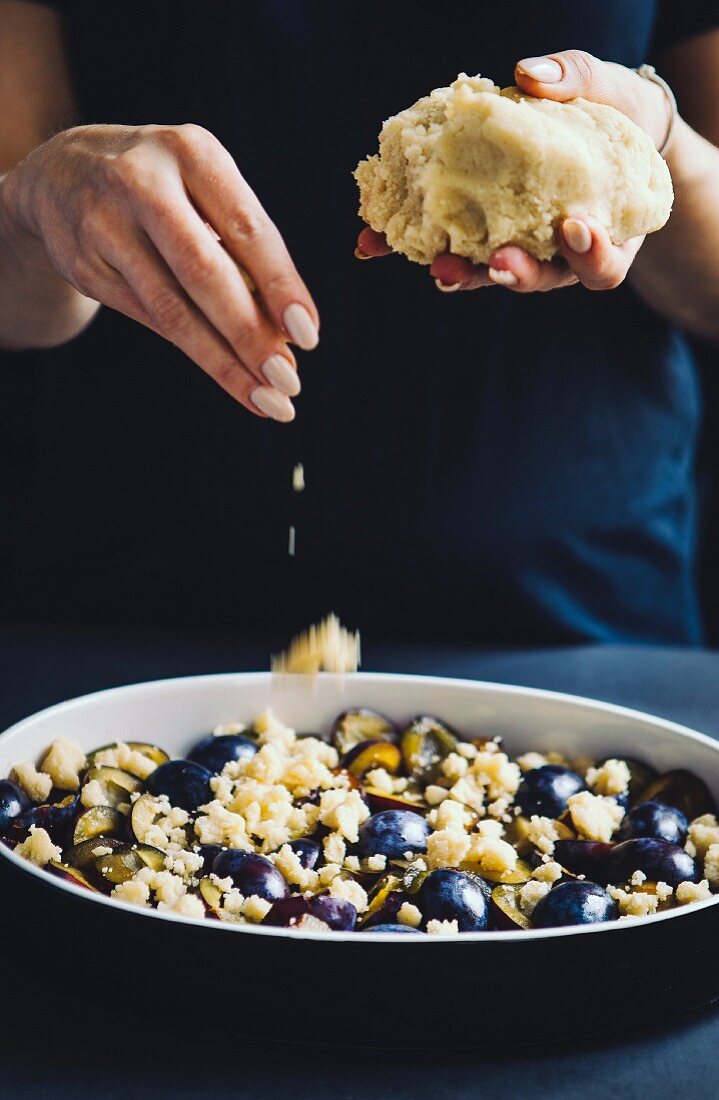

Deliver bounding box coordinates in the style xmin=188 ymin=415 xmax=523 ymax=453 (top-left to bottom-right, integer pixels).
xmin=272 ymin=614 xmax=361 ymax=674
xmin=288 ymin=525 xmax=296 ymax=557
xmin=292 ymin=463 xmax=305 ymax=492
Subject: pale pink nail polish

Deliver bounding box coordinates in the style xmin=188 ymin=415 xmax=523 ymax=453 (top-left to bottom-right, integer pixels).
xmin=435 ymin=279 xmax=462 ymax=293
xmin=250 ymin=386 xmax=295 ymax=422
xmin=283 ymin=303 xmax=319 ymax=350
xmin=517 ymin=56 xmax=563 ymax=83
xmin=563 ymin=218 xmax=592 ymax=254
xmin=488 ymin=267 xmax=519 ymax=287
xmin=261 ymin=354 xmax=301 ymax=397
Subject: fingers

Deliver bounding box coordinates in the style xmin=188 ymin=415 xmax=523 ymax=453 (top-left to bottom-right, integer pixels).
xmin=170 ymin=125 xmax=319 ymax=350
xmin=128 ymin=177 xmax=301 ymax=399
xmin=484 ymin=246 xmax=578 ymax=292
xmin=485 ymin=216 xmax=642 ymax=294
xmin=100 ymin=230 xmax=295 ymax=421
xmin=557 ymin=215 xmax=642 ymax=290
xmin=356 ymin=227 xmax=393 ymax=258
xmin=430 ymin=252 xmax=492 ymax=291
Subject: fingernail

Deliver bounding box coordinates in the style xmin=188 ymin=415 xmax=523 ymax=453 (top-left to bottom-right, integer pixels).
xmin=283 ymin=303 xmax=319 ymax=350
xmin=488 ymin=268 xmax=519 ymax=287
xmin=250 ymin=386 xmax=295 ymax=422
xmin=261 ymin=354 xmax=301 ymax=397
xmin=434 ymin=279 xmax=462 ymax=293
xmin=517 ymin=56 xmax=563 ymax=83
xmin=563 ymin=218 xmax=592 ymax=254
xmin=354 ymin=247 xmax=372 ymax=260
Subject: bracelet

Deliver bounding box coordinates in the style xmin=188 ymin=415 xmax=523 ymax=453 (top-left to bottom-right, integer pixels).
xmin=635 ymin=63 xmax=677 ymax=157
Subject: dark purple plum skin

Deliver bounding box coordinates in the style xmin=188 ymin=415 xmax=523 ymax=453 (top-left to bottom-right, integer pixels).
xmin=532 ymin=881 xmax=618 ymax=928
xmin=197 ymin=843 xmax=224 ymax=875
xmin=309 ymin=896 xmax=357 ymax=931
xmin=286 ymin=838 xmax=321 ymax=870
xmin=516 ymin=766 xmax=586 ymax=818
xmin=606 ymin=838 xmax=699 ymax=888
xmin=362 ymin=924 xmax=424 ymax=934
xmin=187 ymin=734 xmax=257 ymax=775
xmin=212 ymin=849 xmax=290 ymax=902
xmin=146 ymin=760 xmax=213 ymax=812
xmin=361 ymin=890 xmax=405 ymax=930
xmin=617 ymin=801 xmax=689 ymax=846
xmin=553 ymin=840 xmax=615 ymax=883
xmin=17 ymin=794 xmax=80 ymax=845
xmin=264 ymin=894 xmax=357 ymax=931
xmin=417 ymin=868 xmax=490 ymax=932
xmin=264 ymin=895 xmax=310 ymax=927
xmin=358 ymin=809 xmax=429 ymax=860
xmin=0 ymin=780 xmax=31 ymax=835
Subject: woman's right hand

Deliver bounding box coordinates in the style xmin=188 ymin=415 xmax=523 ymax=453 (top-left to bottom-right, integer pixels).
xmin=1 ymin=124 xmax=319 ymax=421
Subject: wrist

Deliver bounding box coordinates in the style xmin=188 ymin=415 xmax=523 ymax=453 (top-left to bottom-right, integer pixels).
xmin=626 ymin=69 xmax=673 ymax=151
xmin=0 ymin=168 xmax=55 ymax=277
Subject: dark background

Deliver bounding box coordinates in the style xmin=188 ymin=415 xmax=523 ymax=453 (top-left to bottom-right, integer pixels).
xmin=1 ymin=0 xmax=718 ymax=651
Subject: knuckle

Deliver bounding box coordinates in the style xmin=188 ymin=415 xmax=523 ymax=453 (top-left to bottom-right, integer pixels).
xmin=213 ymin=358 xmax=247 ymax=394
xmin=173 ymin=237 xmax=217 ymax=285
xmin=156 ymin=122 xmax=216 ymax=155
xmin=230 ymin=313 xmax=265 ymax=350
xmin=104 ymin=148 xmax=150 ymax=191
xmin=261 ymin=269 xmax=296 ymax=299
xmin=145 ymin=286 xmax=190 ymax=332
xmin=564 ymin=49 xmax=596 ymax=88
xmin=224 ymin=206 xmax=270 ymax=248
xmin=78 ymin=206 xmax=111 ymax=243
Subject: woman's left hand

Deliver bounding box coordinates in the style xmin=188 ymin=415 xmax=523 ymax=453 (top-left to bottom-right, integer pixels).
xmin=357 ymin=50 xmax=672 ymax=294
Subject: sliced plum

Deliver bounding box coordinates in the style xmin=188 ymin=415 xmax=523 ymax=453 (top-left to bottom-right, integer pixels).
xmin=46 ymin=860 xmax=99 ymax=892
xmin=331 ymin=709 xmax=397 ymax=756
xmin=83 ymin=766 xmax=143 ymax=810
xmin=400 ymin=717 xmax=458 ymax=783
xmin=86 ymin=742 xmax=170 ymax=773
xmin=72 ymin=806 xmax=125 ymax=845
xmin=340 ymin=740 xmax=402 ymax=779
xmin=490 ymin=884 xmax=531 ymax=931
xmin=634 ymin=770 xmax=716 ymax=821
xmin=365 ymin=788 xmax=429 ymax=816
xmin=466 ymin=857 xmax=534 ymax=885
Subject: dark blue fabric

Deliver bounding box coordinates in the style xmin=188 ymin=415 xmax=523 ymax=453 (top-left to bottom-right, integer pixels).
xmin=1 ymin=0 xmax=717 ymax=645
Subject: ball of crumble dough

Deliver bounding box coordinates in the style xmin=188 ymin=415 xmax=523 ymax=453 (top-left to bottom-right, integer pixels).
xmin=354 ymin=74 xmax=673 ymax=265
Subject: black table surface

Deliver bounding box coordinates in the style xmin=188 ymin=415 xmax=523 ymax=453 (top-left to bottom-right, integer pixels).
xmin=1 ymin=622 xmax=718 ymax=1100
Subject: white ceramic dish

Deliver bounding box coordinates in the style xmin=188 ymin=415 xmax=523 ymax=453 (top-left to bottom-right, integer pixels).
xmin=2 ymin=672 xmax=718 ymax=1045
xmin=1 ymin=671 xmax=718 ymax=938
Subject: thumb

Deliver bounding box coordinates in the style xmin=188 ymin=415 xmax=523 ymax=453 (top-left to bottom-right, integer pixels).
xmin=515 ymin=50 xmax=618 ymax=104
xmin=514 ymin=50 xmax=667 ymax=145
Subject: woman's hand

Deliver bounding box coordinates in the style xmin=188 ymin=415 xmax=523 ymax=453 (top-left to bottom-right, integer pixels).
xmin=357 ymin=50 xmax=672 ymax=295
xmin=1 ymin=124 xmax=320 ymax=420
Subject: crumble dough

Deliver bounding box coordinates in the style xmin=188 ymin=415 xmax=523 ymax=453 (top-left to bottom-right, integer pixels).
xmin=354 ymin=73 xmax=673 ymax=264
